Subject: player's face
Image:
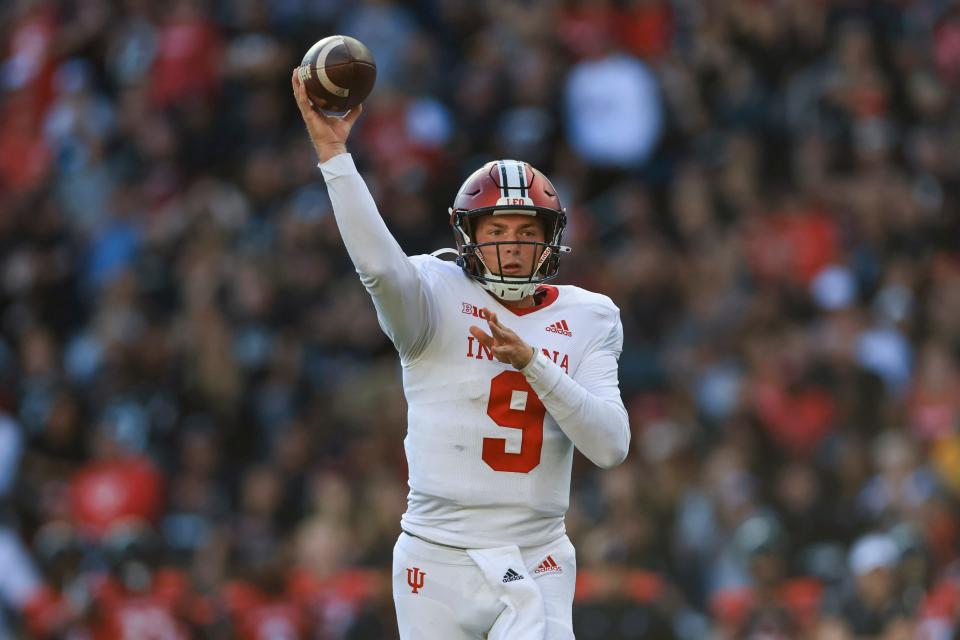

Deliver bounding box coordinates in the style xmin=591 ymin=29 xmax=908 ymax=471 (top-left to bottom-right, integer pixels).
xmin=473 ymin=214 xmax=547 ymax=276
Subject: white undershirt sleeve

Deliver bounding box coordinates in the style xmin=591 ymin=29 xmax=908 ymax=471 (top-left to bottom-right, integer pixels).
xmin=319 ymin=153 xmax=435 ymax=361
xmin=520 ymin=313 xmax=630 ymax=468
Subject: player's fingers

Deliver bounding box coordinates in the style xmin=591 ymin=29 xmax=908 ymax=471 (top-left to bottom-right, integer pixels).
xmin=491 ymin=313 xmax=516 ymax=338
xmin=292 ymin=68 xmax=306 ymax=100
xmin=487 ymin=317 xmax=515 ymax=342
xmin=292 ymin=69 xmax=334 ymax=124
xmin=483 ymin=309 xmax=507 ymax=335
xmin=291 ymin=69 xmax=302 ymax=100
xmin=291 ymin=69 xmax=315 ymax=115
xmin=344 ymin=103 xmax=363 ymax=124
xmin=488 ymin=324 xmax=511 ymax=344
xmin=469 ymin=325 xmax=494 ymax=347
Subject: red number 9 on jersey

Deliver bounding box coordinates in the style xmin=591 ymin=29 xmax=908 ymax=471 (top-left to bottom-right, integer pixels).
xmin=482 ymin=371 xmax=546 ymax=473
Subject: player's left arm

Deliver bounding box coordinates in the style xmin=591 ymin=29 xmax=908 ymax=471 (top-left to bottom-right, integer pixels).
xmin=471 ymin=308 xmax=630 ymax=468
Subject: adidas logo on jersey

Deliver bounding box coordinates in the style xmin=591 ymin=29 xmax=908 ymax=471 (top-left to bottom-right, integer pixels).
xmin=545 ymin=320 xmax=572 ymax=336
xmin=534 ymin=555 xmax=563 ymax=575
xmin=502 ymin=568 xmax=524 ymax=583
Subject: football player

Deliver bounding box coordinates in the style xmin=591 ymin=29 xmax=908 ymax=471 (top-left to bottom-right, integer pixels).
xmin=293 ymin=71 xmax=630 ymax=640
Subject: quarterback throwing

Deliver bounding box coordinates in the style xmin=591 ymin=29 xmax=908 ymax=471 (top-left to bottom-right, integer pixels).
xmin=293 ymin=70 xmax=630 ymax=640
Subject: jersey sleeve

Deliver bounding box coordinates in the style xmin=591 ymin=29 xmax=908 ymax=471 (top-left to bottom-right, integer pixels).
xmin=520 ymin=304 xmax=630 ymax=468
xmin=320 ymin=154 xmax=436 ymax=361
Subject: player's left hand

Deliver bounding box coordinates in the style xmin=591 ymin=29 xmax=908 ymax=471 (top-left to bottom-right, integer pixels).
xmin=470 ymin=308 xmax=536 ymax=370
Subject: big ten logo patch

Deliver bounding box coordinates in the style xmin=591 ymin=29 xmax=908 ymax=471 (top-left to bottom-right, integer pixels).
xmin=462 ymin=302 xmax=488 ymax=318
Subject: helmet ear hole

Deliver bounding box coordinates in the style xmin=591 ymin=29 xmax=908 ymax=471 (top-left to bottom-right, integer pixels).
xmin=539 ymin=252 xmax=559 ymax=277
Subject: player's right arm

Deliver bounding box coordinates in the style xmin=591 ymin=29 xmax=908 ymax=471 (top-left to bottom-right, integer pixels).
xmin=292 ymin=70 xmax=435 ymax=360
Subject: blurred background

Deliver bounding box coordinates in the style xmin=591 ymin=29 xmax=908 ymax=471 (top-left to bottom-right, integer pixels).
xmin=1 ymin=0 xmax=960 ymax=637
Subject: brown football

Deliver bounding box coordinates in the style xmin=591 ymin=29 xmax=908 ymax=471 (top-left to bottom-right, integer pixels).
xmin=297 ymin=35 xmax=376 ymax=113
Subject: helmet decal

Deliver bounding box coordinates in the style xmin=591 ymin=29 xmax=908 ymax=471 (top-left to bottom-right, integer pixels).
xmin=495 ymin=160 xmax=534 ymax=205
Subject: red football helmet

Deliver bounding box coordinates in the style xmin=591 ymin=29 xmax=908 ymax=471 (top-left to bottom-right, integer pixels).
xmin=449 ymin=159 xmax=568 ymax=301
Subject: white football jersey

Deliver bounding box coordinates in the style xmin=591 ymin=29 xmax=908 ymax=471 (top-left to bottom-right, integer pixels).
xmin=320 ymin=153 xmax=630 ymax=550
xmin=398 ymin=257 xmax=622 ymax=548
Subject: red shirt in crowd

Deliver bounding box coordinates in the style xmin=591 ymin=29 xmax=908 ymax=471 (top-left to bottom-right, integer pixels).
xmin=149 ymin=5 xmax=222 ymax=108
xmin=743 ymin=206 xmax=840 ymax=286
xmin=69 ymin=456 xmax=164 ymax=537
xmin=222 ymin=581 xmax=310 ymax=640
xmin=90 ymin=569 xmax=190 ymax=640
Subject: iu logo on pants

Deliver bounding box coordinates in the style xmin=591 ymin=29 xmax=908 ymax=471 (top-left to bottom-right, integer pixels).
xmin=407 ymin=567 xmax=426 ymax=594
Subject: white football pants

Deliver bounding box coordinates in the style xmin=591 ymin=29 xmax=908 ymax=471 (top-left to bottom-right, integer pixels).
xmin=392 ymin=531 xmax=577 ymax=639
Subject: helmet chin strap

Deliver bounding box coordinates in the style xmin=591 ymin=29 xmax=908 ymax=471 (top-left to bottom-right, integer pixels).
xmin=478 ymin=273 xmax=537 ymax=301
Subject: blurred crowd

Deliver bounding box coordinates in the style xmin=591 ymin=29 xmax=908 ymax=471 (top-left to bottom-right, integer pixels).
xmin=2 ymin=0 xmax=960 ymax=637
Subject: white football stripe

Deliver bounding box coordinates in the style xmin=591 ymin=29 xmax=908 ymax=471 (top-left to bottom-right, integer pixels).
xmin=316 ymin=37 xmax=350 ymax=98
xmin=499 ymin=160 xmax=528 ymax=199
xmin=497 ymin=161 xmax=509 ymax=198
